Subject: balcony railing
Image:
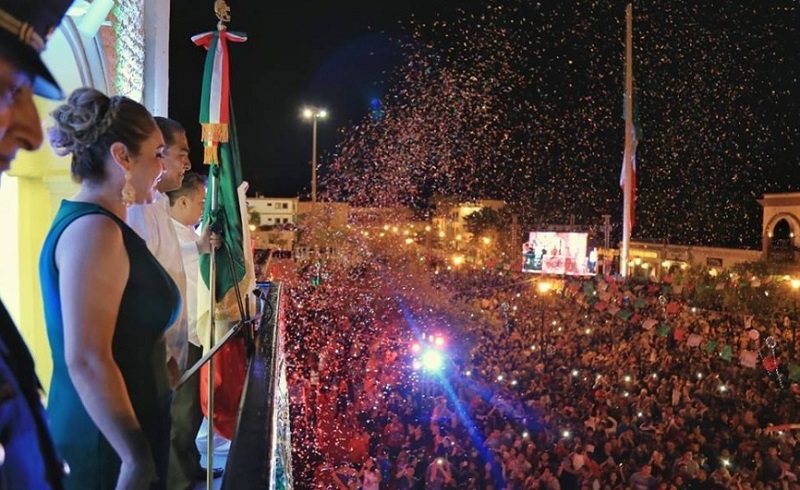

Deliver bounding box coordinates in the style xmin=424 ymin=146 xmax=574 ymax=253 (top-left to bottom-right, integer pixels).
xmin=221 ymin=282 xmax=292 ymax=489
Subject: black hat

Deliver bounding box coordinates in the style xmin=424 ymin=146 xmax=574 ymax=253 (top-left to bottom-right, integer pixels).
xmin=0 ymin=0 xmax=72 ymax=99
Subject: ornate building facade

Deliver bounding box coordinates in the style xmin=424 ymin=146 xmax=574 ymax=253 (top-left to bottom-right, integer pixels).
xmin=0 ymin=0 xmax=170 ymax=388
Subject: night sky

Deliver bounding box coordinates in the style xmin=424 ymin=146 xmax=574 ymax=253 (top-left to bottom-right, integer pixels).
xmin=169 ymin=1 xmax=798 ymax=249
xmin=168 ymin=0 xmax=469 ymax=197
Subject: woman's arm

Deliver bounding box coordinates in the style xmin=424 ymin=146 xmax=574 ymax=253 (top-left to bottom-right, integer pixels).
xmin=56 ymin=215 xmax=154 ymax=485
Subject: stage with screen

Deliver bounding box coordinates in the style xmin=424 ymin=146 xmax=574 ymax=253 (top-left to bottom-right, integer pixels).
xmin=522 ymin=231 xmax=596 ymax=276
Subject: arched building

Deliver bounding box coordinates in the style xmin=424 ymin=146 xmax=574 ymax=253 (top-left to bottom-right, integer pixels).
xmin=759 ymin=193 xmax=800 ymax=264
xmin=621 ymin=193 xmax=800 ymax=279
xmin=0 ymin=0 xmax=170 ymax=389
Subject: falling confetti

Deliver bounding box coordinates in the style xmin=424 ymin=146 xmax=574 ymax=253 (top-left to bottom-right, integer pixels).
xmin=323 ymin=0 xmax=796 ymax=248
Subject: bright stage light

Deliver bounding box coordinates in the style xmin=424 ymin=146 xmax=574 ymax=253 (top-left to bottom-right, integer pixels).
xmin=421 ymin=349 xmax=444 ymax=372
xmin=434 ymin=336 xmax=445 ymax=347
xmin=411 ymin=343 xmax=421 ymax=353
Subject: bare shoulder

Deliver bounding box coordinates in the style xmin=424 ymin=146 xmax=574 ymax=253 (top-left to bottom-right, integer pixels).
xmin=56 ymin=213 xmax=125 ymax=265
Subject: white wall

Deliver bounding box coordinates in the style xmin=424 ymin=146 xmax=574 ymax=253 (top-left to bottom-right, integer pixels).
xmin=0 ymin=177 xmax=21 ymax=325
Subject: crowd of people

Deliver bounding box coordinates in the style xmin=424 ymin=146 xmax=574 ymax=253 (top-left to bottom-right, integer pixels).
xmin=2 ymin=2 xmax=798 ymax=490
xmin=284 ymin=246 xmax=800 ymax=490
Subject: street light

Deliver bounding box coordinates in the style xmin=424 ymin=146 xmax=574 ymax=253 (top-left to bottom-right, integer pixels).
xmin=791 ymin=278 xmax=800 ymax=358
xmin=537 ymin=281 xmax=552 ymax=361
xmin=302 ymin=106 xmax=328 ymax=204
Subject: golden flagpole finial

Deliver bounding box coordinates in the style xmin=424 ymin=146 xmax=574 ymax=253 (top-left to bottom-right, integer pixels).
xmin=214 ymin=0 xmax=231 ymax=30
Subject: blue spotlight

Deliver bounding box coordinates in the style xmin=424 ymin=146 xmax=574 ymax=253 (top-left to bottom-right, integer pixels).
xmin=421 ymin=349 xmax=445 ymax=372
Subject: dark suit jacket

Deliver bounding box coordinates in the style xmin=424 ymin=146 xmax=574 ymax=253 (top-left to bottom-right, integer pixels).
xmin=0 ymin=300 xmax=64 ymax=489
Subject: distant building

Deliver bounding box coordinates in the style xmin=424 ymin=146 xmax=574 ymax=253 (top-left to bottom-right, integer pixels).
xmin=432 ymin=199 xmax=506 ymax=242
xmin=759 ymin=192 xmax=800 ymax=264
xmin=248 ymin=197 xmax=298 ymax=226
xmin=247 ymin=193 xmax=800 ymax=278
xmin=623 ymin=241 xmax=762 ymax=279
xmin=619 ymin=192 xmax=800 ymax=279
xmin=247 ymin=197 xmax=299 ymax=254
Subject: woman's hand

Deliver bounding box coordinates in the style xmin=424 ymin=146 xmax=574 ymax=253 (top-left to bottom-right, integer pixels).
xmin=116 ymin=455 xmax=157 ymax=490
xmin=167 ymin=356 xmax=181 ymax=390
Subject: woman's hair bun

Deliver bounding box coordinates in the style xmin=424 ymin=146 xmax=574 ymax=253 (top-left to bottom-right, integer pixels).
xmin=49 ymin=88 xmax=119 ymax=157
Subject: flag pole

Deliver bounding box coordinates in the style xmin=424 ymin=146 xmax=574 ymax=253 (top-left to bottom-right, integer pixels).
xmin=205 ymin=166 xmax=217 ymax=490
xmin=621 ymin=3 xmax=634 ymax=277
xmin=199 ymin=2 xmax=233 ymax=486
xmin=193 ymin=4 xmax=249 ymax=485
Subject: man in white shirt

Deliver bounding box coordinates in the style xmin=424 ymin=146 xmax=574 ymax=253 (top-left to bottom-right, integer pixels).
xmin=166 ymin=171 xmax=230 ymax=476
xmin=166 ymin=172 xmax=206 ymax=366
xmin=127 ymin=117 xmax=212 ymax=489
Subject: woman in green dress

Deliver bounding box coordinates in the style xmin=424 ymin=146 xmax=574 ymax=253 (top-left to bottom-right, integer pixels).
xmin=40 ymin=87 xmax=181 ymax=490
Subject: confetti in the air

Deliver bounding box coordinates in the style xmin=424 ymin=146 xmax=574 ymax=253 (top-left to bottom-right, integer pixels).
xmin=323 ymin=0 xmax=796 ymax=248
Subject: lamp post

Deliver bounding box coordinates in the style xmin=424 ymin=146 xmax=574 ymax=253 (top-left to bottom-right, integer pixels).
xmin=791 ymin=279 xmax=800 ymax=358
xmin=302 ymin=107 xmax=327 ymax=204
xmin=537 ymin=280 xmax=552 ymax=361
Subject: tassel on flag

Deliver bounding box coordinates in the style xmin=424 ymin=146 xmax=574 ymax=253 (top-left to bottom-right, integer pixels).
xmin=192 ymin=26 xmax=247 ymax=164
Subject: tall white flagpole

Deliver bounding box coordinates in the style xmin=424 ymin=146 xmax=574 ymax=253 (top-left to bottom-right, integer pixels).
xmin=621 ymin=3 xmax=634 ymax=277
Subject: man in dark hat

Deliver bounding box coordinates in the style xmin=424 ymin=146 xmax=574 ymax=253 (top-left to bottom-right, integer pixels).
xmin=0 ymin=0 xmax=72 ymax=487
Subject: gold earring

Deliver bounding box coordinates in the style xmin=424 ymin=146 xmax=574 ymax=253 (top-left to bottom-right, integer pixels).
xmin=121 ymin=170 xmax=136 ymax=207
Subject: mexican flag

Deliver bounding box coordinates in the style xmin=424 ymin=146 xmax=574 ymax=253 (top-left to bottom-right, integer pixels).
xmin=198 ymin=110 xmax=255 ymax=327
xmin=193 ymin=26 xmax=254 ymax=335
xmin=194 ymin=26 xmax=255 ymax=439
xmin=620 ymin=93 xmax=641 ymax=231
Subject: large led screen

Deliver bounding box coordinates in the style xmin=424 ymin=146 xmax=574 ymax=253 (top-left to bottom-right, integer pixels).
xmin=522 ymin=231 xmax=595 ymax=276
